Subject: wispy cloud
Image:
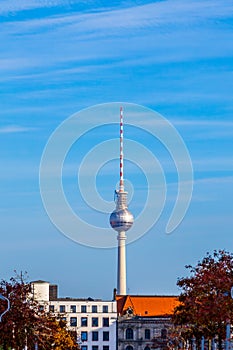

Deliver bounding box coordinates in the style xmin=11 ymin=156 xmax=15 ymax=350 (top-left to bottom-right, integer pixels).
xmin=0 ymin=0 xmax=45 ymax=15
xmin=0 ymin=125 xmax=37 ymax=133
xmin=3 ymin=0 xmax=231 ymax=32
xmin=193 ymin=157 xmax=233 ymax=172
xmin=0 ymin=0 xmax=231 ymax=120
xmin=173 ymin=120 xmax=233 ymax=127
xmin=163 ymin=175 xmax=233 ymax=204
xmin=194 ymin=176 xmax=233 ymax=186
xmin=172 ymin=119 xmax=233 ymax=139
xmin=0 ymin=0 xmax=83 ymax=15
xmin=1 ymin=0 xmax=232 ymax=60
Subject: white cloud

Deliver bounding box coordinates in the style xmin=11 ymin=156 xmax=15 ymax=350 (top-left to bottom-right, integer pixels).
xmin=194 ymin=176 xmax=233 ymax=186
xmin=173 ymin=120 xmax=233 ymax=127
xmin=0 ymin=0 xmax=231 ymax=86
xmin=164 ymin=175 xmax=233 ymax=204
xmin=172 ymin=120 xmax=233 ymax=139
xmin=193 ymin=157 xmax=233 ymax=172
xmin=0 ymin=0 xmax=85 ymax=15
xmin=2 ymin=1 xmax=232 ymax=47
xmin=7 ymin=0 xmax=230 ymax=32
xmin=0 ymin=125 xmax=37 ymax=133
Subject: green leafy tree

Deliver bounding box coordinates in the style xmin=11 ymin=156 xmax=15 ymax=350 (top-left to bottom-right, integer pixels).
xmin=173 ymin=250 xmax=233 ymax=349
xmin=0 ymin=273 xmax=79 ymax=350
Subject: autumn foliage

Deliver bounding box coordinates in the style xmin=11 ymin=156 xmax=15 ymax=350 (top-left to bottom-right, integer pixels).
xmin=0 ymin=273 xmax=79 ymax=350
xmin=172 ymin=250 xmax=233 ymax=348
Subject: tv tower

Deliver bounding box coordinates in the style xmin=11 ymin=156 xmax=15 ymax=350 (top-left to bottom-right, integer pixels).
xmin=110 ymin=107 xmax=134 ymax=295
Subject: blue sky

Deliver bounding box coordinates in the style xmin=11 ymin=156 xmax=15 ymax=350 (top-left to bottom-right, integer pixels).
xmin=1 ymin=0 xmax=233 ymax=299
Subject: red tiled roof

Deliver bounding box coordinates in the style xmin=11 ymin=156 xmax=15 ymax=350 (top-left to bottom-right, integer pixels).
xmin=116 ymin=295 xmax=180 ymax=316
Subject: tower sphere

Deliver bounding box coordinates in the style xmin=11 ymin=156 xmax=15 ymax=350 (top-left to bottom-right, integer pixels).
xmin=110 ymin=208 xmax=134 ymax=232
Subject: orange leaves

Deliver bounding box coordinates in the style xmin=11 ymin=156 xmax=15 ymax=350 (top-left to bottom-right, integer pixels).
xmin=173 ymin=250 xmax=233 ymax=340
xmin=0 ymin=274 xmax=79 ymax=350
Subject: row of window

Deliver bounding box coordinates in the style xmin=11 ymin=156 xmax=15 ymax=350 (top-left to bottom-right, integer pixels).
xmin=125 ymin=328 xmax=167 ymax=340
xmin=81 ymin=347 xmax=150 ymax=350
xmin=50 ymin=305 xmax=109 ymax=313
xmin=125 ymin=347 xmax=150 ymax=350
xmin=67 ymin=317 xmax=109 ymax=327
xmin=81 ymin=346 xmax=109 ymax=350
xmin=81 ymin=331 xmax=109 ymax=342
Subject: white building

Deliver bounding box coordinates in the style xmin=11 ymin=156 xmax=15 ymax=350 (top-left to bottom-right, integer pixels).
xmin=31 ymin=280 xmax=117 ymax=350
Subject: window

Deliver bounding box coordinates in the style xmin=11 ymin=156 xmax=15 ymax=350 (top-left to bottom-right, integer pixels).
xmin=103 ymin=331 xmax=109 ymax=341
xmin=81 ymin=346 xmax=87 ymax=350
xmin=70 ymin=317 xmax=77 ymax=327
xmin=92 ymin=331 xmax=99 ymax=341
xmin=60 ymin=305 xmax=65 ymax=313
xmin=81 ymin=305 xmax=87 ymax=313
xmin=92 ymin=347 xmax=98 ymax=350
xmin=102 ymin=305 xmax=108 ymax=313
xmin=81 ymin=332 xmax=88 ymax=341
xmin=81 ymin=317 xmax=88 ymax=327
xmin=145 ymin=329 xmax=150 ymax=340
xmin=92 ymin=317 xmax=98 ymax=327
xmin=103 ymin=318 xmax=109 ymax=327
xmin=92 ymin=305 xmax=98 ymax=313
xmin=126 ymin=346 xmax=133 ymax=350
xmin=144 ymin=347 xmax=150 ymax=350
xmin=39 ymin=305 xmax=44 ymax=311
xmin=103 ymin=347 xmax=109 ymax=350
xmin=70 ymin=305 xmax=76 ymax=313
xmin=161 ymin=328 xmax=167 ymax=339
xmin=49 ymin=305 xmax=54 ymax=312
xmin=126 ymin=328 xmax=134 ymax=340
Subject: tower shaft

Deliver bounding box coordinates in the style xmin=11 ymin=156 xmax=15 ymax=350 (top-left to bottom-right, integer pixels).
xmin=117 ymin=231 xmax=126 ymax=295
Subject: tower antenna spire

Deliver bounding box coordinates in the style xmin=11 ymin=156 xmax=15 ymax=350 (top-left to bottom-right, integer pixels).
xmin=110 ymin=106 xmax=134 ymax=295
xmin=119 ymin=106 xmax=124 ymax=192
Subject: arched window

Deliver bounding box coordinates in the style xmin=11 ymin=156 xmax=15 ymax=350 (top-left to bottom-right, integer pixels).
xmin=126 ymin=328 xmax=134 ymax=340
xmin=126 ymin=346 xmax=133 ymax=350
xmin=161 ymin=328 xmax=167 ymax=339
xmin=145 ymin=329 xmax=151 ymax=340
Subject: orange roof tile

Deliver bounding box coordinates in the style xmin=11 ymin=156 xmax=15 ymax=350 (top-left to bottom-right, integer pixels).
xmin=116 ymin=295 xmax=180 ymax=316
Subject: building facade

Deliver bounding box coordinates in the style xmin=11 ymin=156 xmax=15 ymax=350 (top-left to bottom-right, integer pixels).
xmin=116 ymin=295 xmax=180 ymax=350
xmin=117 ymin=315 xmax=173 ymax=350
xmin=31 ymin=282 xmax=180 ymax=350
xmin=31 ymin=280 xmax=117 ymax=350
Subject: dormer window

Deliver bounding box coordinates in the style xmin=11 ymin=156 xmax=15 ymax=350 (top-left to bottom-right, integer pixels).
xmin=125 ymin=307 xmax=134 ymax=316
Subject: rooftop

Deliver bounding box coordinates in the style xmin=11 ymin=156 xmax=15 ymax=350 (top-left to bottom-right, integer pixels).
xmin=116 ymin=295 xmax=180 ymax=317
xmin=54 ymin=297 xmax=105 ymax=302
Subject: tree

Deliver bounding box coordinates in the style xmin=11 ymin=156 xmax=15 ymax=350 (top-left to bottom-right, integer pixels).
xmin=0 ymin=272 xmax=79 ymax=350
xmin=173 ymin=250 xmax=233 ymax=349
